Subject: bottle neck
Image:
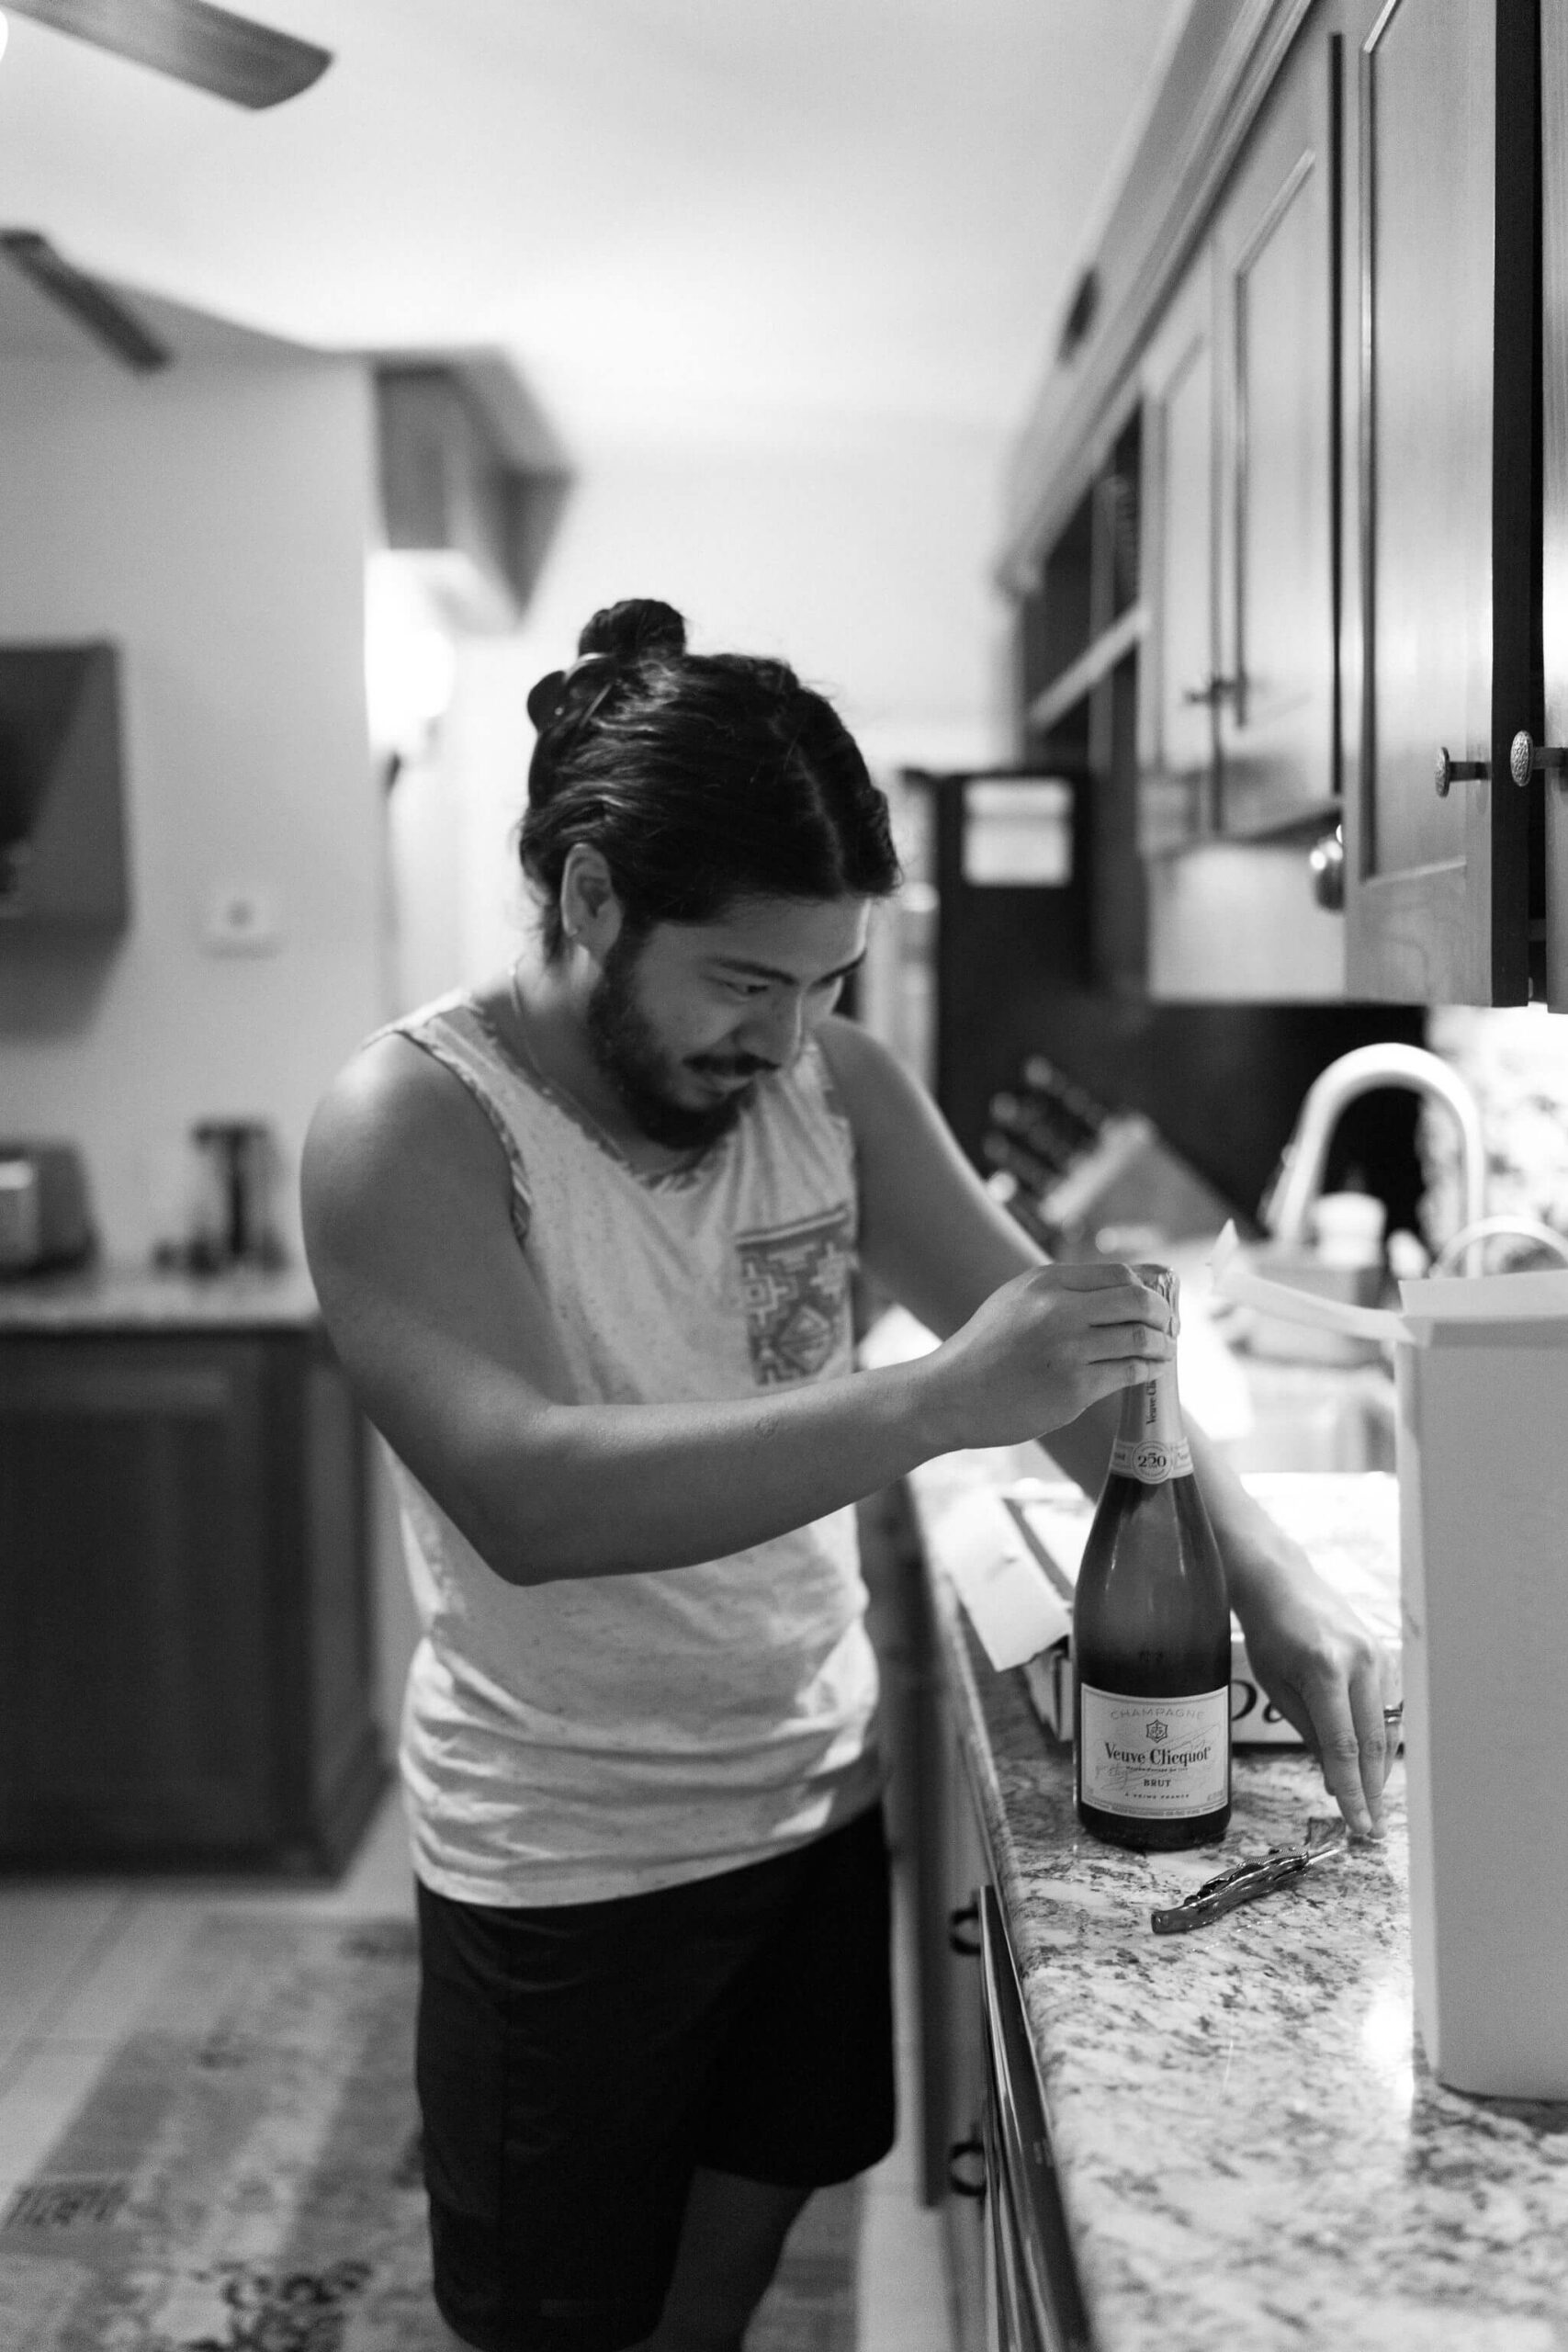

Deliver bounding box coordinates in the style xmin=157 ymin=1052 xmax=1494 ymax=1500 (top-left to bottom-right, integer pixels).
xmin=1110 ymin=1264 xmax=1192 ymax=1484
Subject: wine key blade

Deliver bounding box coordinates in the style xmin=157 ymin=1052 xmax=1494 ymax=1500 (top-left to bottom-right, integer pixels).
xmin=1149 ymin=1818 xmax=1347 ymax=1934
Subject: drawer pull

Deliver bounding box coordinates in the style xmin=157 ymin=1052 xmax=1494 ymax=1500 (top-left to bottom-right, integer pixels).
xmin=947 ymin=2137 xmax=987 ymax=2199
xmin=948 ymin=1900 xmax=981 ymax=1958
xmin=1434 ymin=746 xmax=1489 ymax=797
xmin=1509 ymin=731 xmax=1568 ymax=787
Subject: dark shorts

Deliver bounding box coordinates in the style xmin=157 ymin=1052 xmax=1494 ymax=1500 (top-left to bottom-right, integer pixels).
xmin=414 ymin=1802 xmax=896 ymax=2352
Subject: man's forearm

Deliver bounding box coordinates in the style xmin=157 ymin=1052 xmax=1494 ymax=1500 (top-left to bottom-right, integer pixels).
xmin=446 ymin=1355 xmax=958 ymax=1586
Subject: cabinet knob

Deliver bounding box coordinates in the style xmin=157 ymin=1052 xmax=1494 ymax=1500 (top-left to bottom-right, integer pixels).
xmin=1309 ymin=822 xmax=1345 ymax=912
xmin=948 ymin=1900 xmax=982 ymax=1958
xmin=1434 ymin=746 xmax=1489 ymax=797
xmin=947 ymin=2138 xmax=987 ymax=2199
xmin=1508 ymin=731 xmax=1568 ymax=787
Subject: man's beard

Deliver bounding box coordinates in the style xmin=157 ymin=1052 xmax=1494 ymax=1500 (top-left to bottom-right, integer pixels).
xmin=584 ymin=930 xmax=776 ymax=1152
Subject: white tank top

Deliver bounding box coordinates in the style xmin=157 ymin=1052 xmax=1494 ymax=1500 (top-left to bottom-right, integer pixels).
xmin=378 ymin=990 xmax=883 ymax=1906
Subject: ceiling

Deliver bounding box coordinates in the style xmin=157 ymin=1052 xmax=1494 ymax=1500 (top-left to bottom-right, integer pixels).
xmin=0 ymin=0 xmax=1187 ymax=458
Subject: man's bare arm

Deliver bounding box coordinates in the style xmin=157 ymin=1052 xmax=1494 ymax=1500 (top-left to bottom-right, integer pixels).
xmin=818 ymin=1017 xmax=1394 ymax=1834
xmin=301 ymin=1035 xmax=1172 ymax=1587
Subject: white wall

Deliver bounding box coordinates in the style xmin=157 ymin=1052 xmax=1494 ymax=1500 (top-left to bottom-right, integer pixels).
xmin=0 ymin=341 xmax=385 ymax=1264
xmin=398 ymin=409 xmax=1018 ymax=999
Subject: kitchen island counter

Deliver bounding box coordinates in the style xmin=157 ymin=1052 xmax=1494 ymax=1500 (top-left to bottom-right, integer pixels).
xmin=908 ymin=1441 xmax=1568 ymax=2352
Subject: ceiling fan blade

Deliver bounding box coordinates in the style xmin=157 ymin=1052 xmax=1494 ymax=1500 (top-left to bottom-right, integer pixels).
xmin=1 ymin=231 xmax=173 ymax=371
xmin=6 ymin=0 xmax=333 ymax=109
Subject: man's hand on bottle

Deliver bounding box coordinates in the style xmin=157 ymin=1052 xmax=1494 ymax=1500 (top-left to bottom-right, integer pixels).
xmin=928 ymin=1263 xmax=1175 ymax=1449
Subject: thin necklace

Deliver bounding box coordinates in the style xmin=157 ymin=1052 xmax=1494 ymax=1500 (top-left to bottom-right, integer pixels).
xmin=508 ymin=960 xmax=595 ymax=1119
xmin=506 ymin=959 xmax=702 ymax=1177
xmin=507 ymin=960 xmax=645 ymax=1167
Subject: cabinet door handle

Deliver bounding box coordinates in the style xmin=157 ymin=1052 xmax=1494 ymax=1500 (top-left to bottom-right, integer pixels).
xmin=1509 ymin=732 xmax=1568 ymax=787
xmin=1434 ymin=746 xmax=1490 ymax=796
xmin=947 ymin=2137 xmax=987 ymax=2199
xmin=948 ymin=1900 xmax=982 ymax=1957
xmin=1181 ymin=673 xmax=1238 ymax=707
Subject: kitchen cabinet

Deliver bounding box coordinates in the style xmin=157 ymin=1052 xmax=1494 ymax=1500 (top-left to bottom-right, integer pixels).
xmin=1138 ymin=259 xmax=1216 ymax=852
xmin=857 ymin=1474 xmax=994 ymax=2349
xmin=0 ymin=1314 xmax=386 ymax=1873
xmin=1002 ymin=0 xmax=1563 ymax=1007
xmin=1341 ymin=0 xmax=1536 ymax=1003
xmin=1213 ymin=24 xmax=1339 ymax=840
xmin=1545 ymin=0 xmax=1568 ymax=1008
xmin=376 ymin=359 xmax=571 ymax=635
xmin=1140 ymin=16 xmax=1340 ymax=850
xmin=905 ymin=1438 xmax=1568 ymax=2348
xmin=898 ymin=1499 xmax=1089 ymax=2352
xmin=931 ymin=1685 xmax=995 ymax=2352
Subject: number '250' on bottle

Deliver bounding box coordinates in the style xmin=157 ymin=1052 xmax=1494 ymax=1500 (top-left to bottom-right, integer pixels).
xmin=1073 ymin=1264 xmax=1232 ymax=1850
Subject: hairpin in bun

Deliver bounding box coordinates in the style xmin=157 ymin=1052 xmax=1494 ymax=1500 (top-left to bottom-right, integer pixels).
xmin=526 ymin=670 xmax=568 ymax=730
xmin=526 ymin=650 xmax=614 ymax=735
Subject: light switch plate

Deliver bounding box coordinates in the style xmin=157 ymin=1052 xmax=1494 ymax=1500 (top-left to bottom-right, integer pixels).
xmin=201 ymin=883 xmax=283 ymax=955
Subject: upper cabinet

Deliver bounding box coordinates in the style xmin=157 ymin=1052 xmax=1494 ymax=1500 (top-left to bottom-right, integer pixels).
xmin=1139 ymin=252 xmax=1218 ymax=847
xmin=1343 ymin=0 xmax=1535 ymax=1002
xmin=1004 ymin=0 xmax=1562 ymax=1008
xmin=1544 ymin=3 xmax=1568 ymax=1006
xmin=1142 ymin=28 xmax=1340 ymax=850
xmin=1214 ymin=30 xmax=1339 ymax=840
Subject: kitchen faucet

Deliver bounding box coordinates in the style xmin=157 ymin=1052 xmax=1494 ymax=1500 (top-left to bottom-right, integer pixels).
xmin=1259 ymin=1044 xmax=1487 ymax=1272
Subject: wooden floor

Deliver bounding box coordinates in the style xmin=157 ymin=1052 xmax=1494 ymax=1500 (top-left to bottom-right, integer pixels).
xmin=0 ymin=1792 xmax=952 ymax=2352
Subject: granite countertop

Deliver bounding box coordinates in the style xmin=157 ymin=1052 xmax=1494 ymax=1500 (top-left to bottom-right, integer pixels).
xmin=0 ymin=1261 xmax=321 ymax=1330
xmin=908 ymin=1442 xmax=1568 ymax=2352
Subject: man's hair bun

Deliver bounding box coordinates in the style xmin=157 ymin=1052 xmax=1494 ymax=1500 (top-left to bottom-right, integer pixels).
xmin=577 ymin=599 xmax=686 ymax=666
xmin=518 ymin=597 xmax=899 ymax=960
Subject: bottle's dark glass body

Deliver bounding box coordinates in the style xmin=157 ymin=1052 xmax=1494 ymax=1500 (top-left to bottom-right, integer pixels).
xmin=1073 ymin=1269 xmax=1232 ymax=1850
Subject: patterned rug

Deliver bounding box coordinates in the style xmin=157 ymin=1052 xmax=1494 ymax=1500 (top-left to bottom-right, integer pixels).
xmin=0 ymin=1914 xmax=863 ymax=2350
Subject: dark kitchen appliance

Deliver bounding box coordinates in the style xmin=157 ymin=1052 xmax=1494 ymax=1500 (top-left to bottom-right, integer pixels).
xmin=0 ymin=1141 xmax=96 ymax=1275
xmin=188 ymin=1120 xmax=285 ymax=1272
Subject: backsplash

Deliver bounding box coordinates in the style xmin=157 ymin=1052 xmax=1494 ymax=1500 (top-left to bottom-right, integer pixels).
xmin=1423 ymin=1006 xmax=1568 ymax=1252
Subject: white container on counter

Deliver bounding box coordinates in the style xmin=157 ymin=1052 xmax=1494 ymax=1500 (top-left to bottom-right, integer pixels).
xmin=1213 ymin=1228 xmax=1568 ymax=2098
xmin=1394 ymin=1272 xmax=1568 ymax=2099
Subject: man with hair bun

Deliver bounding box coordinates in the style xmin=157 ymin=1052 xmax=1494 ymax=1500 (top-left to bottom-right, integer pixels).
xmin=304 ymin=600 xmax=1390 ymax=2352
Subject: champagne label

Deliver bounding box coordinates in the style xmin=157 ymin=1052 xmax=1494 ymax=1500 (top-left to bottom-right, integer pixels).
xmin=1108 ymin=1367 xmax=1192 ymax=1484
xmin=1077 ymin=1684 xmax=1229 ymax=1817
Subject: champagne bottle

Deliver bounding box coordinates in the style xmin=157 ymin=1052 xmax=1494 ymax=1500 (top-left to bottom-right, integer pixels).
xmin=1073 ymin=1264 xmax=1232 ymax=1850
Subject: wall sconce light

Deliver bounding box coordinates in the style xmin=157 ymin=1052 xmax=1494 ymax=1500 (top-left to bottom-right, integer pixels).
xmin=365 ymin=549 xmax=457 ymax=771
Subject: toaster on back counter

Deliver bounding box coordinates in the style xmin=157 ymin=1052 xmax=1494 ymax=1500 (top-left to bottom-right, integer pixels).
xmin=0 ymin=1141 xmax=96 ymax=1275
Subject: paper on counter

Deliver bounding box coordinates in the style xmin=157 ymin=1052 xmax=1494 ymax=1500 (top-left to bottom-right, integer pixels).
xmin=1208 ymin=1221 xmax=1405 ymax=1342
xmin=1209 ymin=1219 xmax=1568 ymax=1344
xmin=1010 ymin=1471 xmax=1401 ymax=1649
xmin=931 ymin=1486 xmax=1072 ymax=1670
